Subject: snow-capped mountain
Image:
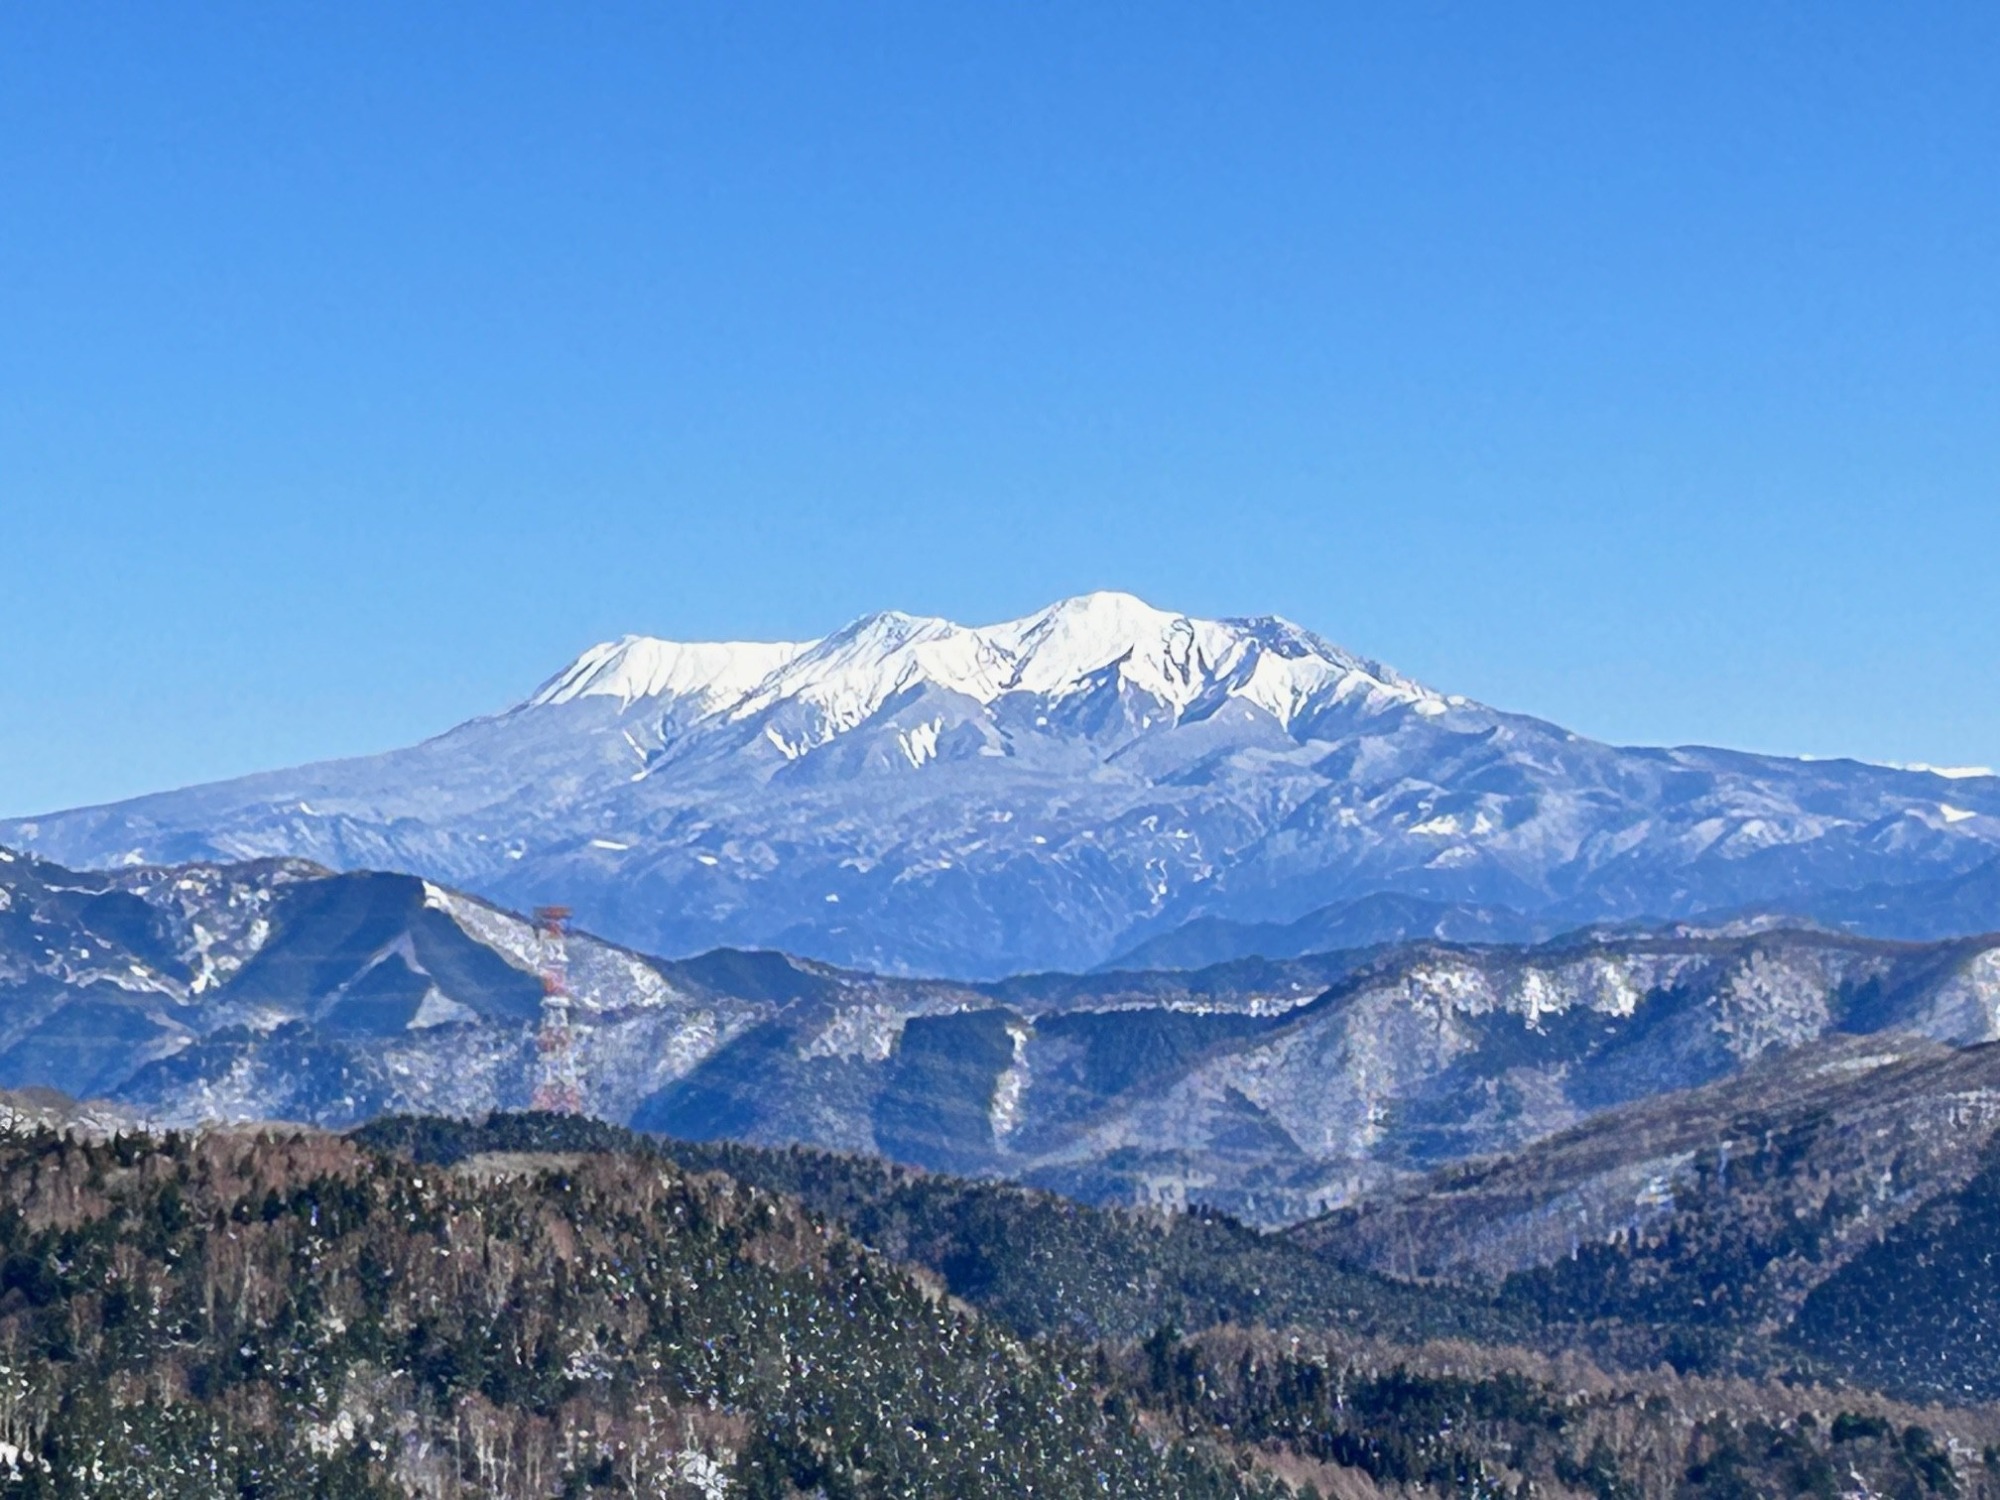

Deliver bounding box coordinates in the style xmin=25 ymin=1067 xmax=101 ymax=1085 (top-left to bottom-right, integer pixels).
xmin=6 ymin=591 xmax=1998 ymax=977
xmin=535 ymin=590 xmax=1442 ymax=745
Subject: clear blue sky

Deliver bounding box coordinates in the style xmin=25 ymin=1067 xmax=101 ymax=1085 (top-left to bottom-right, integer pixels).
xmin=4 ymin=3 xmax=1997 ymax=816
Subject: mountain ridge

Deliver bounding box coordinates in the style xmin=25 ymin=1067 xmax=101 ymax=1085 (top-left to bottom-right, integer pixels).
xmin=520 ymin=592 xmax=1443 ymax=734
xmin=6 ymin=591 xmax=1998 ymax=978
xmin=13 ymin=844 xmax=2000 ymax=1228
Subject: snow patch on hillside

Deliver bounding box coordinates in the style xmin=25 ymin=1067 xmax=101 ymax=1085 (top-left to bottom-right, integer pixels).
xmin=421 ymin=882 xmax=684 ymax=1014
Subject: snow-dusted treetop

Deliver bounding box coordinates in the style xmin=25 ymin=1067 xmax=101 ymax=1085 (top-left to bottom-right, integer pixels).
xmin=523 ymin=590 xmax=1450 ymax=734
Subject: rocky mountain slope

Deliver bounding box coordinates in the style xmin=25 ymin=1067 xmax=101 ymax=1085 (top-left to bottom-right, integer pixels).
xmin=0 ymin=844 xmax=1355 ymax=1144
xmin=0 ymin=844 xmax=773 ymax=1121
xmin=1297 ymin=1032 xmax=2000 ymax=1289
xmin=1292 ymin=1028 xmax=2000 ymax=1401
xmin=6 ymin=592 xmax=1998 ymax=977
xmin=970 ymin=925 xmax=2000 ymax=1223
xmin=13 ymin=846 xmax=2000 ymax=1230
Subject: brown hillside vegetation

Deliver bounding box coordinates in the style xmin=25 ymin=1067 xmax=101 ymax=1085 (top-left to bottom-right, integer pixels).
xmin=0 ymin=1113 xmax=1996 ymax=1498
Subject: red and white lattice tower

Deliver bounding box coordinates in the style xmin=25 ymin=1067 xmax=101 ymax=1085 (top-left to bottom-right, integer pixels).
xmin=530 ymin=905 xmax=585 ymax=1115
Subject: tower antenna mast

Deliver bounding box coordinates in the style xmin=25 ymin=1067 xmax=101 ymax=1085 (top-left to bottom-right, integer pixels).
xmin=530 ymin=905 xmax=584 ymax=1114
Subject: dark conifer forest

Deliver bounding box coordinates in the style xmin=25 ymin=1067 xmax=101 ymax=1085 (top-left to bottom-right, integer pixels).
xmin=0 ymin=1110 xmax=1994 ymax=1497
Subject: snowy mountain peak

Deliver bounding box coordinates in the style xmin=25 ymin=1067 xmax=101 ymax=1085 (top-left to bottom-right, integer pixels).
xmin=527 ymin=592 xmax=1447 ymax=738
xmin=9 ymin=592 xmax=2000 ymax=981
xmin=720 ymin=611 xmax=1002 ymax=744
xmin=985 ymin=591 xmax=1205 ymax=700
xmin=528 ymin=635 xmax=813 ymax=712
xmin=982 ymin=593 xmax=1433 ymax=720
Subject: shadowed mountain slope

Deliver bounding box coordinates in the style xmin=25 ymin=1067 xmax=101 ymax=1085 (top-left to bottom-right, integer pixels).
xmin=1294 ymin=1031 xmax=2000 ymax=1393
xmin=14 ymin=845 xmax=2000 ymax=1231
xmin=1298 ymin=1033 xmax=2000 ymax=1287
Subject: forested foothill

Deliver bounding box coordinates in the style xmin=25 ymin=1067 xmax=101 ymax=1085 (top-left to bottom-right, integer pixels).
xmin=0 ymin=1107 xmax=1983 ymax=1497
